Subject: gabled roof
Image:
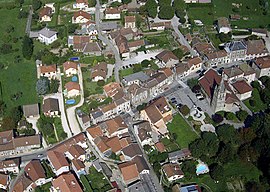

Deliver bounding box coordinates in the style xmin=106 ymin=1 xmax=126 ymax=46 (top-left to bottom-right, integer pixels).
xmin=247 ymin=39 xmax=268 ymax=55
xmin=217 ymin=17 xmax=230 ymax=28
xmin=65 ymin=82 xmax=80 ymax=91
xmin=0 ymin=173 xmax=9 ymax=186
xmin=118 ymin=162 xmax=139 ymax=184
xmin=63 ymin=61 xmax=78 ymax=71
xmin=91 ymin=62 xmax=107 ymax=79
xmin=38 ymin=27 xmax=57 ymax=38
xmin=43 ymin=98 xmax=59 ymax=113
xmin=162 ymin=163 xmax=184 ymax=178
xmin=24 ymin=160 xmax=46 ymax=182
xmin=122 ymin=143 xmax=143 ymax=158
xmin=68 ymin=145 xmax=85 ymax=158
xmin=40 ymin=64 xmax=57 ymax=74
xmin=199 ymin=69 xmax=221 ymax=98
xmin=73 ymin=10 xmax=91 ymax=20
xmin=87 ymin=126 xmax=103 ymax=139
xmin=76 ymin=0 xmax=88 ymax=5
xmin=232 ymin=80 xmax=253 ymax=94
xmin=255 ymin=56 xmax=270 ymax=69
xmin=39 ymin=7 xmax=53 ymax=17
xmin=156 ymin=50 xmax=178 ymax=63
xmin=13 ymin=174 xmax=32 ymax=192
xmin=187 ymin=57 xmax=203 ymax=68
xmin=103 ymin=116 xmax=128 ymax=136
xmin=125 ymin=15 xmax=136 ymax=23
xmin=205 ymin=50 xmax=227 ymax=60
xmin=105 ymin=7 xmax=121 ymax=14
xmin=47 ymin=150 xmax=69 ymax=170
xmin=52 ymin=173 xmax=83 ymax=192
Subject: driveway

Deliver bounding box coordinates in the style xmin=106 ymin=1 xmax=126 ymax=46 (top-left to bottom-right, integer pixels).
xmin=66 ymin=65 xmax=84 ymax=135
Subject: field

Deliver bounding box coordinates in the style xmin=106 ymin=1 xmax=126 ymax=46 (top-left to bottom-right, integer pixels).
xmin=0 ymin=8 xmax=38 ymax=115
xmin=167 ymin=114 xmax=198 ymax=148
xmin=187 ymin=0 xmax=270 ymax=28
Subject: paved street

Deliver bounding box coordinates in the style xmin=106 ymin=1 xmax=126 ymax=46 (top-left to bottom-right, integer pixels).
xmin=95 ymin=0 xmax=122 ymax=83
xmin=66 ymin=66 xmax=84 ymax=135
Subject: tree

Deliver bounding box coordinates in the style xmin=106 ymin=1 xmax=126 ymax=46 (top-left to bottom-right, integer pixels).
xmin=141 ymin=59 xmax=150 ymax=68
xmin=0 ymin=44 xmax=13 ymax=54
xmin=145 ymin=0 xmax=158 ymax=18
xmin=10 ymin=106 xmax=23 ymax=125
xmin=172 ymin=48 xmax=183 ymax=60
xmin=216 ymin=143 xmax=236 ymax=164
xmin=216 ymin=124 xmax=238 ymax=144
xmin=180 ymin=105 xmax=190 ymax=116
xmin=158 ymin=0 xmax=171 ymax=7
xmin=173 ymin=0 xmax=186 ymax=11
xmin=236 ymin=110 xmax=249 ymax=122
xmin=181 ymin=160 xmax=196 ymax=178
xmin=212 ymin=113 xmax=223 ymax=124
xmin=49 ymin=79 xmax=59 ymax=93
xmin=36 ymin=77 xmax=49 ymax=95
xmin=32 ymin=0 xmax=42 ymax=11
xmin=217 ymin=32 xmax=232 ymax=43
xmin=22 ymin=36 xmax=33 ymax=59
xmin=210 ymin=164 xmax=224 ymax=181
xmin=1 ymin=117 xmax=16 ymax=131
xmin=158 ymin=6 xmax=174 ymax=20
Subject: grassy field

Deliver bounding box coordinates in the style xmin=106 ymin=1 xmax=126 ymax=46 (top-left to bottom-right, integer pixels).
xmin=167 ymin=114 xmax=198 ymax=148
xmin=0 ymin=8 xmax=38 ymax=114
xmin=244 ymin=89 xmax=267 ymax=112
xmin=188 ymin=0 xmax=270 ymax=28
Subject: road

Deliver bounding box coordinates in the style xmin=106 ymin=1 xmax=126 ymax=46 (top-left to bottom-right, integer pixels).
xmin=171 ymin=16 xmax=197 ymax=56
xmin=25 ymin=5 xmax=33 ymax=34
xmin=66 ymin=65 xmax=84 ymax=135
xmin=95 ymin=0 xmax=122 ymax=83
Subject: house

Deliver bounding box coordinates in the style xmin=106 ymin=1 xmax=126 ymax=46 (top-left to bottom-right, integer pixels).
xmin=150 ymin=21 xmax=171 ymax=31
xmin=91 ymin=62 xmax=108 ymax=82
xmin=205 ymin=50 xmax=229 ymax=66
xmin=65 ymin=82 xmax=80 ymax=98
xmin=168 ymin=149 xmax=192 ymax=163
xmin=47 ymin=150 xmax=69 ymax=176
xmin=0 ymin=158 xmax=20 ymax=174
xmin=229 ymin=14 xmax=241 ymax=21
xmin=225 ymin=40 xmax=247 ymax=62
xmin=30 ymin=27 xmax=57 ymax=45
xmin=246 ymin=39 xmax=269 ymax=60
xmin=83 ymin=42 xmax=102 ymax=56
xmin=125 ymin=16 xmax=136 ymax=29
xmin=23 ymin=104 xmax=39 ymax=118
xmin=103 ymin=82 xmax=122 ymax=98
xmin=217 ymin=17 xmax=231 ymax=34
xmin=65 ymin=144 xmax=86 ymax=161
xmin=12 ymin=174 xmax=33 ymax=192
xmin=73 ymin=0 xmax=88 ymax=9
xmin=134 ymin=121 xmax=153 ymax=146
xmin=252 ymin=28 xmax=268 ymax=37
xmin=155 ymin=142 xmax=166 ymax=153
xmin=175 ymin=63 xmax=190 ymax=80
xmin=93 ymin=136 xmax=112 ymax=157
xmin=52 ymin=173 xmax=83 ymax=192
xmin=71 ymin=159 xmax=86 ymax=177
xmin=115 ymin=35 xmax=130 ymax=58
xmin=127 ymin=84 xmax=148 ymax=106
xmin=39 ymin=64 xmax=57 ymax=79
xmin=76 ymin=21 xmax=98 ymax=38
xmin=72 ymin=11 xmax=91 ymax=24
xmin=110 ymin=27 xmax=136 ymax=41
xmin=100 ymin=21 xmax=119 ymax=32
xmin=0 ymin=173 xmax=10 ymax=190
xmin=156 ymin=50 xmax=179 ymax=68
xmin=39 ymin=6 xmax=53 ymax=22
xmin=77 ymin=113 xmax=91 ymax=129
xmin=185 ymin=57 xmax=203 ymax=74
xmin=193 ymin=42 xmax=215 ymax=55
xmin=231 ymin=80 xmax=253 ymax=100
xmin=184 ymin=0 xmax=211 ymax=3
xmin=128 ymin=39 xmax=146 ymax=52
xmin=118 ymin=162 xmax=140 ymax=185
xmin=43 ymin=98 xmax=60 ymax=117
xmin=63 ymin=61 xmax=78 ymax=77
xmin=122 ymin=143 xmax=143 ymax=161
xmin=238 ymin=63 xmax=256 ymax=83
xmin=100 ymin=116 xmax=129 ymax=138
xmin=252 ymin=56 xmax=270 ymax=78
xmin=87 ymin=126 xmax=104 ymax=142
xmin=0 ymin=130 xmax=41 ymax=156
xmin=162 ymin=163 xmax=184 ymax=182
xmin=140 ymin=97 xmax=172 ymax=135
xmin=105 ymin=7 xmax=121 ymax=20
xmin=24 ymin=160 xmax=48 ymax=186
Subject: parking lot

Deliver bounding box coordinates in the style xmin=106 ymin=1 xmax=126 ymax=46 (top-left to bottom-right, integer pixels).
xmin=166 ymin=86 xmax=214 ymax=116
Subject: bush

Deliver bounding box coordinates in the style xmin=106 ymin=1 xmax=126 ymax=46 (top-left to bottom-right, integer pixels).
xmin=249 ymin=99 xmax=256 ymax=107
xmin=97 ymin=80 xmax=105 ymax=86
xmin=180 ymin=105 xmax=190 ymax=116
xmin=212 ymin=114 xmax=224 ymax=124
xmin=236 ymin=110 xmax=248 ymax=122
xmin=225 ymin=112 xmax=237 ymax=121
xmin=141 ymin=59 xmax=150 ymax=68
xmin=158 ymin=6 xmax=174 ymax=20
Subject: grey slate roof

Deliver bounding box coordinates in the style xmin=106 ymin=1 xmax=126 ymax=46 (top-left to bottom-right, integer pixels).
xmin=100 ymin=21 xmax=118 ymax=31
xmin=38 ymin=27 xmax=57 ymax=38
xmin=226 ymin=40 xmax=247 ymax=52
xmin=123 ymin=71 xmax=150 ymax=84
xmin=23 ymin=104 xmax=39 ymax=117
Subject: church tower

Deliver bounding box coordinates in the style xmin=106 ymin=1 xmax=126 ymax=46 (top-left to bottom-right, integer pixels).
xmin=211 ymin=77 xmax=226 ymax=112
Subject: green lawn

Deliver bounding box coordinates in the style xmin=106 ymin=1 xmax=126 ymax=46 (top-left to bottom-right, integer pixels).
xmin=244 ymin=89 xmax=267 ymax=112
xmin=54 ymin=117 xmax=67 ymax=141
xmin=188 ymin=0 xmax=270 ymax=29
xmin=82 ymin=69 xmax=103 ymax=96
xmin=119 ymin=68 xmax=134 ymax=79
xmin=161 ymin=137 xmax=180 ymax=152
xmin=0 ymin=8 xmax=38 ymax=114
xmin=167 ymin=114 xmax=198 ymax=148
xmin=35 ymin=182 xmax=52 ymax=192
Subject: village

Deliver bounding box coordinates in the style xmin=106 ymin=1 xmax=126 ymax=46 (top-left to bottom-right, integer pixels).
xmin=0 ymin=0 xmax=270 ymax=191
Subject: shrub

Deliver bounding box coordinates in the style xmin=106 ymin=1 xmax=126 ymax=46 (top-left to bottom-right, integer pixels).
xmin=225 ymin=112 xmax=237 ymax=121
xmin=249 ymin=99 xmax=256 ymax=107
xmin=236 ymin=110 xmax=248 ymax=122
xmin=180 ymin=105 xmax=190 ymax=116
xmin=97 ymin=80 xmax=105 ymax=86
xmin=141 ymin=59 xmax=150 ymax=68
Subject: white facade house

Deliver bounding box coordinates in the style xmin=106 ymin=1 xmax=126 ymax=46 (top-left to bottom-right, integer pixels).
xmin=72 ymin=11 xmax=91 ymax=24
xmin=39 ymin=64 xmax=57 ymax=79
xmin=105 ymin=8 xmax=121 ymax=20
xmin=73 ymin=0 xmax=88 ymax=9
xmin=252 ymin=56 xmax=270 ymax=78
xmin=65 ymin=82 xmax=80 ymax=98
xmin=63 ymin=61 xmax=78 ymax=77
xmin=30 ymin=27 xmax=58 ymax=45
xmin=217 ymin=17 xmax=232 ymax=34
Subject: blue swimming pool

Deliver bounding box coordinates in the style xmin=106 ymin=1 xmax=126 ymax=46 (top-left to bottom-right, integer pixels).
xmin=196 ymin=163 xmax=209 ymax=175
xmin=66 ymin=99 xmax=75 ymax=105
xmin=72 ymin=76 xmax=78 ymax=82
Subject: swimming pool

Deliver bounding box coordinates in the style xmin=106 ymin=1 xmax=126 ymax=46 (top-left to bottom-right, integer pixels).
xmin=196 ymin=163 xmax=209 ymax=175
xmin=72 ymin=76 xmax=78 ymax=82
xmin=66 ymin=99 xmax=76 ymax=105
